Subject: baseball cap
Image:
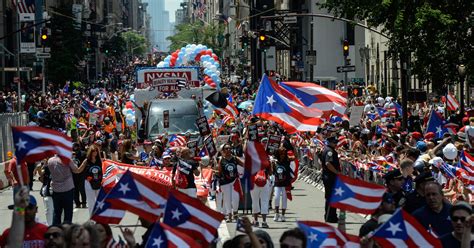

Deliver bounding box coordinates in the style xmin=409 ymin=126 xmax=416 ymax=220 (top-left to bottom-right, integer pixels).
xmin=416 ymin=141 xmax=427 ymax=153
xmin=443 ymin=143 xmax=458 ymax=160
xmin=411 ymin=132 xmax=423 ymax=140
xmin=8 ymin=195 xmax=37 ymax=209
xmin=384 ymin=169 xmax=403 ymax=182
xmin=414 ymin=172 xmax=435 ymax=184
xmin=162 ymin=152 xmax=171 ymax=159
xmin=450 ymin=201 xmax=472 ymax=216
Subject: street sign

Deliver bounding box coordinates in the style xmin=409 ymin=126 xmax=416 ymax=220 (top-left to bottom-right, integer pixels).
xmin=0 ymin=67 xmax=32 ymax=72
xmin=337 ymin=65 xmax=356 ymax=73
xmin=283 ymin=16 xmax=297 ymax=24
xmin=36 ymin=47 xmax=51 ymax=53
xmin=13 ymin=77 xmax=20 ymax=83
xmin=36 ymin=53 xmax=51 ymax=59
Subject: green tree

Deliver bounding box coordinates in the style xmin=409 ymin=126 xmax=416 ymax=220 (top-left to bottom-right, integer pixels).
xmin=320 ymin=0 xmax=473 ymax=92
xmin=102 ymin=35 xmax=126 ymax=58
xmin=47 ymin=6 xmax=85 ymax=85
xmin=167 ymin=21 xmax=225 ymax=54
xmin=121 ymin=31 xmax=149 ymax=56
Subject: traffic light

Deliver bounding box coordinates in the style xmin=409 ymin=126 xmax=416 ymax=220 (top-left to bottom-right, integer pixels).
xmin=343 ymin=40 xmax=349 ymax=57
xmin=86 ymin=41 xmax=91 ymax=52
xmin=258 ymin=32 xmax=268 ymax=49
xmin=40 ymin=28 xmax=48 ymax=46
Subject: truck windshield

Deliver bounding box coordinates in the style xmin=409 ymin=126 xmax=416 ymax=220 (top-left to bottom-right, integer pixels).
xmin=148 ymin=114 xmax=198 ymax=139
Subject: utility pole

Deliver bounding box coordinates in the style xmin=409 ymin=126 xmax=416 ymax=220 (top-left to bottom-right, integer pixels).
xmin=401 ymin=53 xmax=408 ymax=130
xmin=16 ymin=0 xmax=21 ymax=112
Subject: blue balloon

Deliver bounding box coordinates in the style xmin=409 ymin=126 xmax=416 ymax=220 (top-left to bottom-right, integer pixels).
xmin=162 ymin=62 xmax=169 ymax=67
xmin=164 ymin=57 xmax=171 ymax=62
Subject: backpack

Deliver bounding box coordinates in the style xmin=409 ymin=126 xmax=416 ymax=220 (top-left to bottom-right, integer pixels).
xmin=254 ymin=170 xmax=267 ymax=187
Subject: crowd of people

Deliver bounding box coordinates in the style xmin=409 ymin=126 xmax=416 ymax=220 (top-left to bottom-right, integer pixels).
xmin=0 ymin=63 xmax=473 ymax=247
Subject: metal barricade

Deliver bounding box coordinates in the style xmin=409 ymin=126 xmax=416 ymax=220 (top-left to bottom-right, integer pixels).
xmin=0 ymin=112 xmax=28 ymax=162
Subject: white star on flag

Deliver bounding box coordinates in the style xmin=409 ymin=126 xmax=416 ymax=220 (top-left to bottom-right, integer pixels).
xmin=386 ymin=221 xmax=402 ymax=236
xmin=266 ymin=95 xmax=276 ymax=106
xmin=118 ymin=183 xmax=131 ymax=195
xmin=308 ymin=232 xmax=318 ymax=242
xmin=171 ymin=208 xmax=182 ymax=220
xmin=96 ymin=200 xmax=105 ymax=210
xmin=436 ymin=126 xmax=442 ymax=135
xmin=334 ymin=187 xmax=344 ymax=196
xmin=15 ymin=138 xmax=27 ymax=151
xmin=152 ymin=236 xmax=164 ymax=247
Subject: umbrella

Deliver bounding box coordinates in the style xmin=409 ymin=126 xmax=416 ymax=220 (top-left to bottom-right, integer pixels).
xmin=237 ymin=100 xmax=254 ymax=109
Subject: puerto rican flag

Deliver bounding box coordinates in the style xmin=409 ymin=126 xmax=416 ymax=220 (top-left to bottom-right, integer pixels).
xmin=169 ymin=134 xmax=187 ymax=147
xmin=459 ymin=151 xmax=474 ymax=190
xmin=145 ymin=222 xmax=200 ymax=248
xmin=253 ymin=75 xmax=324 ymax=133
xmin=446 ymin=92 xmax=459 ymax=111
xmin=91 ymin=188 xmax=126 ymax=224
xmin=243 ymin=141 xmax=271 ymax=189
xmin=214 ymin=100 xmax=239 ymax=118
xmin=329 ymin=174 xmax=386 ymax=214
xmin=11 ymin=126 xmax=73 ymax=165
xmin=279 ymin=80 xmax=347 ymax=118
xmin=371 ymin=208 xmax=441 ymax=247
xmin=163 ymin=189 xmax=224 ymax=246
xmin=81 ymin=100 xmax=105 ymax=114
xmin=105 ymin=170 xmax=168 ymax=223
xmin=297 ymin=221 xmax=360 ymax=247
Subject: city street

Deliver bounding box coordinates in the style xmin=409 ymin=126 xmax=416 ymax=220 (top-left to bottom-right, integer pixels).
xmin=0 ymin=179 xmax=366 ymax=245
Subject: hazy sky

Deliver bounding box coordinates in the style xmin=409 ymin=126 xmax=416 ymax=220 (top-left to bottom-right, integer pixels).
xmin=164 ymin=0 xmax=182 ymax=22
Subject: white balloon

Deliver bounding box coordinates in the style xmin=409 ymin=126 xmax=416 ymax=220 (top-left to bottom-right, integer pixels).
xmin=215 ymin=71 xmax=221 ymax=76
xmin=210 ymin=65 xmax=217 ymax=72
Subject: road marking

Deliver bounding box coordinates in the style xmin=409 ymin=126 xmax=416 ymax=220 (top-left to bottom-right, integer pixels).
xmin=208 ymin=198 xmax=230 ymax=243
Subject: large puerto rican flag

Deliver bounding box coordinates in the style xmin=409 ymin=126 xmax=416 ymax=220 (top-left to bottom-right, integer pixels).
xmin=104 ymin=170 xmax=169 ymax=222
xmin=11 ymin=126 xmax=73 ymax=165
xmin=163 ymin=189 xmax=224 ymax=246
xmin=252 ymin=74 xmax=323 ymax=133
xmin=329 ymin=174 xmax=386 ymax=214
xmin=279 ymin=80 xmax=347 ymax=118
xmin=371 ymin=208 xmax=441 ymax=247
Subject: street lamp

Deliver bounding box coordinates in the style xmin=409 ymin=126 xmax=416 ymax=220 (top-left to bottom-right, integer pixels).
xmin=458 ymin=64 xmax=467 ymax=115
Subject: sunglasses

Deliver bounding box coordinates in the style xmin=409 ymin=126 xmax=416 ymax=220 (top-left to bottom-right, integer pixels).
xmin=451 ymin=216 xmax=466 ymax=223
xmin=223 ymin=147 xmax=231 ymax=150
xmin=44 ymin=232 xmax=62 ymax=239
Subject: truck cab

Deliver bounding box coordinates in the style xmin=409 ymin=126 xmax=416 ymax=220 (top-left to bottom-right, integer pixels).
xmin=146 ymin=98 xmax=200 ymax=140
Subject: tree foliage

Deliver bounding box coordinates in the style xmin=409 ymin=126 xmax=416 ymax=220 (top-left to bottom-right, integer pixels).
xmin=47 ymin=6 xmax=85 ymax=85
xmin=167 ymin=22 xmax=225 ymax=54
xmin=320 ymin=0 xmax=474 ymax=91
xmin=120 ymin=31 xmax=149 ymax=56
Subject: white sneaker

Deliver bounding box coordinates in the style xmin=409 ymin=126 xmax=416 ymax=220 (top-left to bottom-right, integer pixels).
xmin=273 ymin=214 xmax=280 ymax=221
xmin=280 ymin=215 xmax=286 ymax=222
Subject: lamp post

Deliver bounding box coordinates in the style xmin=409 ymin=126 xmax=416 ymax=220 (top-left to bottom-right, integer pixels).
xmin=458 ymin=64 xmax=466 ymax=116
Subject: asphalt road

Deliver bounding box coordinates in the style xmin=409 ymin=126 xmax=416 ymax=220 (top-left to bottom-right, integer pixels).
xmin=0 ymin=179 xmax=366 ymax=246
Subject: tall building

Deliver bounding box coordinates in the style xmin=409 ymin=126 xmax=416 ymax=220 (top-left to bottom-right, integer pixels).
xmin=144 ymin=0 xmax=171 ymax=51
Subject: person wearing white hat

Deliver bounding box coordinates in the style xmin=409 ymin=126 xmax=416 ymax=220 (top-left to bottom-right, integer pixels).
xmin=429 ymin=157 xmax=447 ymax=186
xmin=442 ymin=143 xmax=458 ymax=162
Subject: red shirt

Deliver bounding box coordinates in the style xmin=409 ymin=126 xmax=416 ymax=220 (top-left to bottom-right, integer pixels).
xmin=0 ymin=222 xmax=48 ymax=248
xmin=6 ymin=158 xmax=29 ymax=187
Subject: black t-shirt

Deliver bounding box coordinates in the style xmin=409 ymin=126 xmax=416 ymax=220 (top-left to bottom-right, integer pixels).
xmin=440 ymin=232 xmax=474 ymax=248
xmin=274 ymin=161 xmax=291 ymax=187
xmin=173 ymin=159 xmax=198 ymax=189
xmin=219 ymin=156 xmax=239 ymax=185
xmin=86 ymin=160 xmax=103 ymax=190
xmin=403 ymin=191 xmax=426 ymax=213
xmin=321 ymin=147 xmax=340 ymax=179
